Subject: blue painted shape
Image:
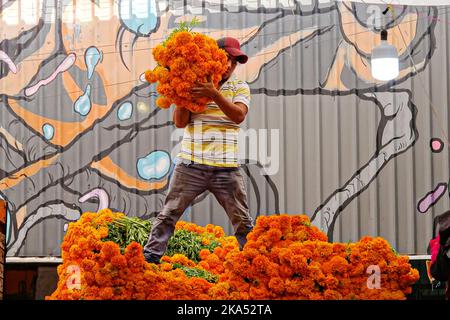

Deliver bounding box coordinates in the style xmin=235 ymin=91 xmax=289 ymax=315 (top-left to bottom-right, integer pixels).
xmin=42 ymin=123 xmax=54 ymax=140
xmin=137 ymin=151 xmax=171 ymax=180
xmin=74 ymin=84 xmax=92 ymax=116
xmin=85 ymin=46 xmax=103 ymax=80
xmin=6 ymin=207 xmax=10 ymax=244
xmin=119 ymin=0 xmax=158 ymax=36
xmin=182 ymin=206 xmax=192 ymax=220
xmin=118 ymin=102 xmax=133 ymax=121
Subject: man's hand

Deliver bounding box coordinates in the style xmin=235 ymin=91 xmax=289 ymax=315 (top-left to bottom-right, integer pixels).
xmin=191 ymin=78 xmax=220 ymax=99
xmin=191 ymin=78 xmax=248 ymax=124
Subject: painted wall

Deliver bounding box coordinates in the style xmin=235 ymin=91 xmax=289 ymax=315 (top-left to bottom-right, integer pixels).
xmin=1 ymin=200 xmax=6 ymax=298
xmin=1 ymin=0 xmax=450 ymax=256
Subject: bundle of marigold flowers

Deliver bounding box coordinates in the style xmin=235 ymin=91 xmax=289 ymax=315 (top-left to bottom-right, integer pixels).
xmin=145 ymin=18 xmax=228 ymax=113
xmin=48 ymin=210 xmax=419 ymax=300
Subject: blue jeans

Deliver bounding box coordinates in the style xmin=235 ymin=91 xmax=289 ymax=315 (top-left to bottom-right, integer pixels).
xmin=143 ymin=163 xmax=253 ymax=261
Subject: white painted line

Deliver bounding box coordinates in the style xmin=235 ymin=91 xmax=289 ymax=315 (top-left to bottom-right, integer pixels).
xmin=6 ymin=257 xmax=63 ymax=264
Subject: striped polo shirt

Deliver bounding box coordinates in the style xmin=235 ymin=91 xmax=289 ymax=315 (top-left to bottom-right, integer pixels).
xmin=177 ymin=77 xmax=251 ymax=167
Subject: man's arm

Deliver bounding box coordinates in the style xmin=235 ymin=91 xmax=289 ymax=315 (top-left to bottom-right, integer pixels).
xmin=211 ymin=92 xmax=248 ymax=124
xmin=173 ymin=106 xmax=191 ymax=128
xmin=191 ymin=80 xmax=248 ymax=124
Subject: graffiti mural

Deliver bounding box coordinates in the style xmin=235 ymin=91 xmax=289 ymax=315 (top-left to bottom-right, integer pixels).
xmin=0 ymin=0 xmax=449 ymax=256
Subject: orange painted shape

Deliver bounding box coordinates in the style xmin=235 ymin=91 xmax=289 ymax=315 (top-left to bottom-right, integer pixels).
xmin=91 ymin=156 xmax=168 ymax=191
xmin=0 ymin=154 xmax=59 ymax=190
xmin=7 ymin=97 xmax=110 ymax=147
xmin=15 ymin=206 xmax=26 ymax=229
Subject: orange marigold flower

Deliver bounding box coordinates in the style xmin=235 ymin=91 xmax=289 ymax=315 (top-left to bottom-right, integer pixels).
xmin=324 ymin=289 xmax=342 ymax=300
xmin=252 ymin=255 xmax=270 ymax=274
xmin=160 ymin=263 xmax=173 ymax=272
xmin=249 ymin=285 xmax=270 ymax=300
xmin=81 ymin=258 xmax=96 ymax=271
xmin=100 ymin=241 xmax=121 ymax=260
xmin=268 ymin=277 xmax=285 ymax=295
xmin=156 ymin=96 xmax=172 ymax=109
xmin=99 ymin=287 xmax=114 ymax=300
xmin=69 ymin=245 xmax=83 ymax=260
xmin=170 ymin=254 xmax=196 ymax=267
xmin=145 ymin=70 xmax=158 ymax=83
xmin=111 ymin=255 xmax=127 ymax=269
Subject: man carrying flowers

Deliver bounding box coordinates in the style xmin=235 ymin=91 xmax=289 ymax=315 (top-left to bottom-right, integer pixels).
xmin=144 ymin=37 xmax=254 ymax=264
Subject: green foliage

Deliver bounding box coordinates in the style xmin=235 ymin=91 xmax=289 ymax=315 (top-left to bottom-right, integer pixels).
xmin=172 ymin=263 xmax=218 ymax=283
xmin=103 ymin=216 xmax=152 ymax=252
xmin=162 ymin=17 xmax=201 ymax=46
xmin=391 ymin=247 xmax=399 ymax=256
xmin=166 ymin=229 xmax=222 ymax=263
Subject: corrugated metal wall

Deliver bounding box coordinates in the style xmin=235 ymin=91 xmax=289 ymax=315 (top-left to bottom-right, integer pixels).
xmin=1 ymin=0 xmax=450 ymax=257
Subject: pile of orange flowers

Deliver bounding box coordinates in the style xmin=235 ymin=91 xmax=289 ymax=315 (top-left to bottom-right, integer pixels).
xmin=145 ymin=21 xmax=228 ymax=113
xmin=48 ymin=210 xmax=419 ymax=300
xmin=47 ymin=210 xmax=215 ymax=300
xmin=209 ymin=215 xmax=419 ymax=300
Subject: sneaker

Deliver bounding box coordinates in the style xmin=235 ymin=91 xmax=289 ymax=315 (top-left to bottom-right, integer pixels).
xmin=145 ymin=254 xmax=161 ymax=265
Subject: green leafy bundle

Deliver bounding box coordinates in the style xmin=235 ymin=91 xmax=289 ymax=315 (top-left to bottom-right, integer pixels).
xmin=103 ymin=216 xmax=152 ymax=252
xmin=172 ymin=263 xmax=218 ymax=283
xmin=162 ymin=17 xmax=201 ymax=47
xmin=166 ymin=229 xmax=222 ymax=263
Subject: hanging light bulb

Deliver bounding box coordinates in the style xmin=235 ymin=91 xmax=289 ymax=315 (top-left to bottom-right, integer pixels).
xmin=371 ymin=30 xmax=399 ymax=81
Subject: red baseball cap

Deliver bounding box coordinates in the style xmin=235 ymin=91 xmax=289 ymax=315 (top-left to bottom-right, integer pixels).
xmin=217 ymin=37 xmax=248 ymax=64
